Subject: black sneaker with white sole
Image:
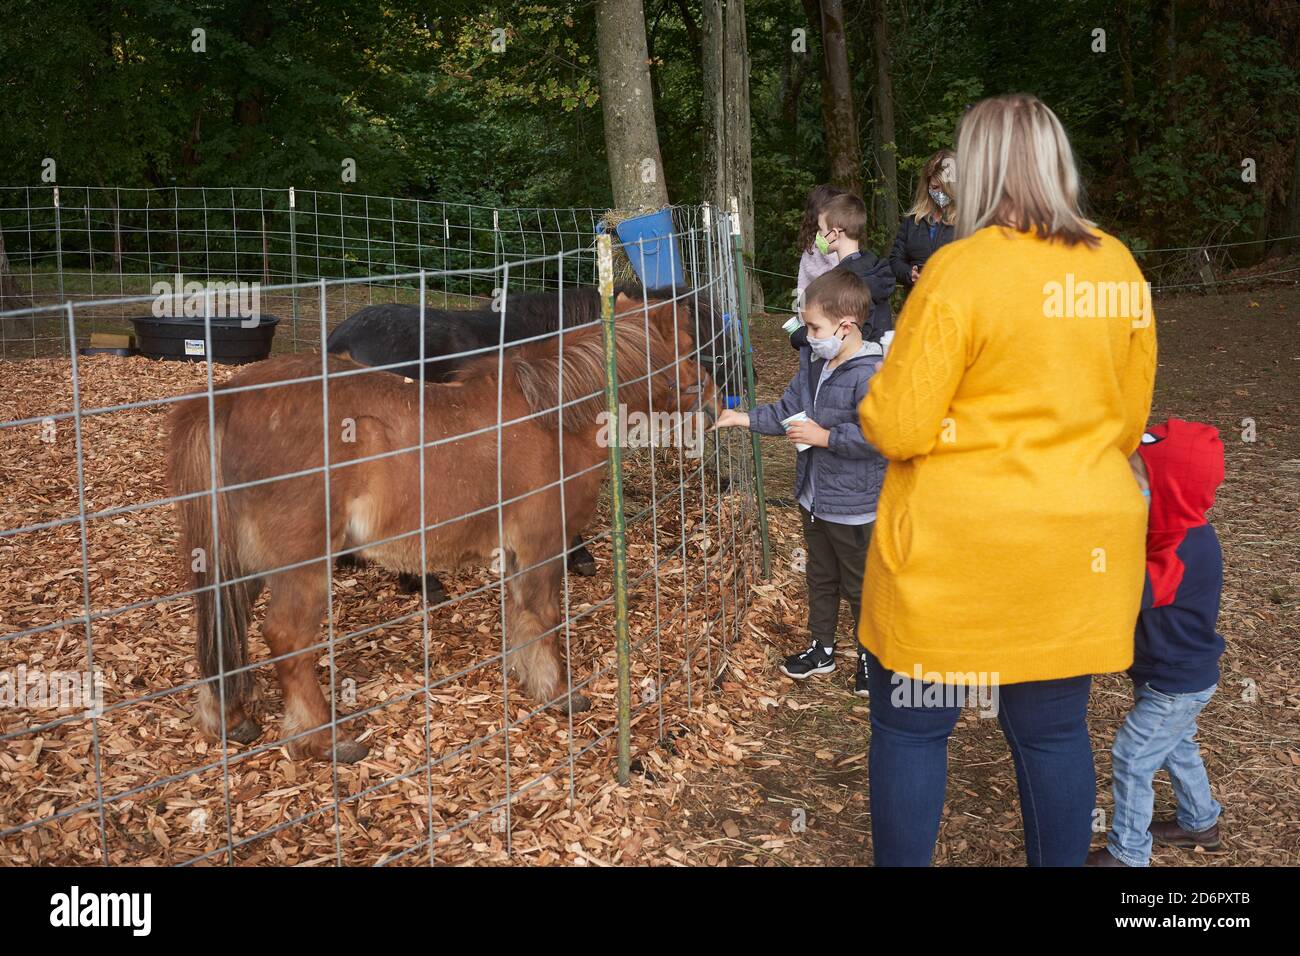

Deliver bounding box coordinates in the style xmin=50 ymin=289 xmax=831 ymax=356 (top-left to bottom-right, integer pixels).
xmin=780 ymin=643 xmax=836 ymax=679
xmin=854 ymin=651 xmax=870 ymax=698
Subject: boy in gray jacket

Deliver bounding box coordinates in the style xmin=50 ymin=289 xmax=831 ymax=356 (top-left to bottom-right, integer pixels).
xmin=714 ymin=270 xmax=886 ymax=695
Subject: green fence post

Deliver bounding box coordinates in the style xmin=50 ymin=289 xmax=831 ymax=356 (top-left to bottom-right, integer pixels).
xmin=598 ymin=233 xmax=632 ymax=784
xmin=729 ymin=197 xmax=771 ymax=580
xmin=289 ymin=187 xmax=299 ymax=351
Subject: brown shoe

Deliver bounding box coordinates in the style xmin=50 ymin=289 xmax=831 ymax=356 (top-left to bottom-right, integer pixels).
xmin=1149 ymin=819 xmax=1222 ymax=850
xmin=1085 ymin=847 xmax=1130 ymax=867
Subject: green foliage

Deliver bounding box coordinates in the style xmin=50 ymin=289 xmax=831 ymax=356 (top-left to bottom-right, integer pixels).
xmin=0 ymin=0 xmax=1295 ymax=293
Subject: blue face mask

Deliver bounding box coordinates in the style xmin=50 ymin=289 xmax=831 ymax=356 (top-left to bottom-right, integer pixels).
xmin=929 ymin=187 xmax=950 ymax=208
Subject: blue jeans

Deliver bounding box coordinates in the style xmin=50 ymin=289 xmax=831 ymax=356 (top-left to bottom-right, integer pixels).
xmin=865 ymin=650 xmax=1095 ymax=866
xmin=1106 ymin=682 xmax=1220 ymax=867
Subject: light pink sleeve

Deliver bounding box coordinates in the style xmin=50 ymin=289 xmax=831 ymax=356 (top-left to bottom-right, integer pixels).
xmin=797 ymin=249 xmax=840 ymax=292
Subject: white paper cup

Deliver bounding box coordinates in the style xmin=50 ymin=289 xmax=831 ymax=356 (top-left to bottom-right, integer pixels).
xmin=781 ymin=411 xmax=812 ymax=452
xmin=781 ymin=317 xmax=802 ymax=335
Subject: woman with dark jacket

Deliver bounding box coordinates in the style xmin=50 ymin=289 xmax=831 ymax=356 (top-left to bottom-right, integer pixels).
xmin=889 ymin=149 xmax=956 ymax=292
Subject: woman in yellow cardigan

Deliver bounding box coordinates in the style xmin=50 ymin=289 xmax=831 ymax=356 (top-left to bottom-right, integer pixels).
xmin=857 ymin=94 xmax=1157 ymax=866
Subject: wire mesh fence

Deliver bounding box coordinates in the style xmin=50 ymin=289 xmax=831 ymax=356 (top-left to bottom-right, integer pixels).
xmin=0 ymin=191 xmax=765 ymax=865
xmin=0 ymin=185 xmax=724 ymax=358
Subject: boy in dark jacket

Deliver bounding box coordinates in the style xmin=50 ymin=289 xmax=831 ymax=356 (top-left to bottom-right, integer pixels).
xmin=716 ymin=270 xmax=886 ymax=696
xmin=788 ymin=192 xmax=895 ymax=350
xmin=1088 ymin=419 xmax=1227 ymax=867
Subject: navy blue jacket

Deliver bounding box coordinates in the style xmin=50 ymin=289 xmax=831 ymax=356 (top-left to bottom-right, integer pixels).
xmin=748 ymin=346 xmax=885 ymax=520
xmin=833 ymin=250 xmax=896 ymax=341
xmin=1131 ymin=526 xmax=1225 ymax=694
xmin=1129 ymin=420 xmax=1227 ymax=694
xmin=889 ymin=216 xmax=955 ymax=291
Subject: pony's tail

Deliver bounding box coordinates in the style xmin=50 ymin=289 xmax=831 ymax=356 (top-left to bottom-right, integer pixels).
xmin=167 ymin=400 xmax=254 ymax=730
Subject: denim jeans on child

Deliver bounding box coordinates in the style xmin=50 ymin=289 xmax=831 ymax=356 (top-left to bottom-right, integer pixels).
xmin=1106 ymin=681 xmax=1220 ymax=867
xmin=864 ymin=650 xmax=1095 ymax=866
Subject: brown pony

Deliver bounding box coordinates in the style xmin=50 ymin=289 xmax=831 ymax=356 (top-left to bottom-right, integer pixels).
xmin=167 ymin=294 xmax=718 ymax=762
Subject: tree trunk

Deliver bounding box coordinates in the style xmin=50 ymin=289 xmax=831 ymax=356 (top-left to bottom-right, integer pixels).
xmin=1250 ymin=190 xmax=1272 ymax=265
xmin=1276 ymin=114 xmax=1300 ymax=258
xmin=231 ymin=3 xmax=271 ymax=163
xmin=816 ymin=0 xmax=862 ymax=196
xmin=703 ymin=0 xmax=764 ymax=311
xmin=181 ymin=82 xmax=206 ymax=170
xmin=595 ymin=0 xmax=671 ymax=212
xmin=870 ymin=0 xmax=897 ymax=233
xmin=672 ymin=0 xmax=703 ymax=75
xmin=1118 ymin=0 xmax=1140 ymax=157
xmin=1153 ymin=0 xmax=1178 ymax=126
xmin=1150 ymin=0 xmax=1178 ymax=247
xmin=781 ymin=46 xmax=811 ymax=162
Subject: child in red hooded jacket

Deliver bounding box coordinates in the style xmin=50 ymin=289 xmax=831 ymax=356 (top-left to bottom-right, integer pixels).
xmin=1088 ymin=419 xmax=1226 ymax=867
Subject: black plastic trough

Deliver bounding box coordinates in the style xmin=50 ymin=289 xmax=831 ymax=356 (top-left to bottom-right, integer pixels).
xmin=129 ymin=314 xmax=279 ymax=364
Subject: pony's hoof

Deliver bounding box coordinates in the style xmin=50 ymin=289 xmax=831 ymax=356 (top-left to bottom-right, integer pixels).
xmin=331 ymin=739 xmax=369 ymax=764
xmin=226 ymin=717 xmax=262 ymax=745
xmin=548 ymin=692 xmax=590 ymax=716
xmin=400 ymin=572 xmax=449 ymax=603
xmin=568 ymin=550 xmax=598 ymax=577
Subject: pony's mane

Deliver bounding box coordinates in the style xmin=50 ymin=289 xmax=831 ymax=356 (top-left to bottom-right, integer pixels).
xmin=506 ymin=316 xmax=683 ymax=431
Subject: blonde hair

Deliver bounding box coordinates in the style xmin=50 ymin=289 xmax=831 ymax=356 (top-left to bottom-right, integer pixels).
xmin=954 ymin=94 xmax=1099 ymax=247
xmin=906 ymin=149 xmax=957 ymax=225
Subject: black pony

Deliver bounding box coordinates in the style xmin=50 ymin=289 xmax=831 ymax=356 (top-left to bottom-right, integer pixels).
xmin=326 ymin=281 xmax=740 ymax=601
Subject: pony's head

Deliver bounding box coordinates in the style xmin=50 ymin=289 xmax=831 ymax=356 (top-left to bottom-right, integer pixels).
xmin=507 ymin=295 xmax=717 ymax=437
xmin=614 ymin=294 xmax=720 ymax=428
xmin=621 ymin=283 xmax=742 ymax=400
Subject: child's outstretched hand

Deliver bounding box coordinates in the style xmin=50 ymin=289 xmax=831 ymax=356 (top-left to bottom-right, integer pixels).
xmin=785 ymin=419 xmax=830 ymax=448
xmin=712 ymin=409 xmax=749 ymax=430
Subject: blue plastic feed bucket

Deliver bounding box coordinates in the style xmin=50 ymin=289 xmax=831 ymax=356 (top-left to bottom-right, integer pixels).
xmin=609 ymin=209 xmax=685 ymax=289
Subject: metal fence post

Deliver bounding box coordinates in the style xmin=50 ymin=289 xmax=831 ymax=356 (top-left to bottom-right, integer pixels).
xmin=53 ymin=185 xmax=64 ymax=304
xmin=729 ymin=197 xmax=771 ymax=580
xmin=598 ymin=233 xmax=632 ymax=784
xmin=289 ymin=186 xmax=299 ymax=351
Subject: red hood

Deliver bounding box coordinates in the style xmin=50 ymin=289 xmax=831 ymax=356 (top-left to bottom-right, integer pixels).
xmin=1138 ymin=419 xmax=1224 ymax=607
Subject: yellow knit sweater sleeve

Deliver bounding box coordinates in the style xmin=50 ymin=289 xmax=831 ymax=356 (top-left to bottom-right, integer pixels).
xmin=859 ymin=285 xmax=966 ymax=461
xmin=1116 ymin=294 xmax=1158 ymax=455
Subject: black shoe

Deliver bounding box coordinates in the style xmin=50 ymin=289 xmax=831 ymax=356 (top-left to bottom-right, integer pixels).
xmin=780 ymin=643 xmax=836 ymax=680
xmin=854 ymin=651 xmax=870 ymax=698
